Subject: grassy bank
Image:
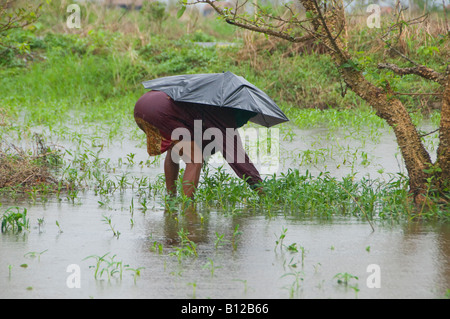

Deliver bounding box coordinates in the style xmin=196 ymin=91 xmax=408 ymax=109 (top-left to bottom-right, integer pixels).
xmin=1 ymin=2 xmax=446 ymax=125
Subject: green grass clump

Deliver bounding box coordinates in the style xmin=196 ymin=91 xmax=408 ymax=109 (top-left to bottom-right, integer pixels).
xmin=191 ymin=167 xmax=447 ymax=221
xmin=1 ymin=206 xmax=29 ymax=233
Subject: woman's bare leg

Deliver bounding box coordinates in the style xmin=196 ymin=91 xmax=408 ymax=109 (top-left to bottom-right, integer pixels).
xmin=182 ymin=161 xmax=202 ymax=198
xmin=171 ymin=140 xmax=203 ymax=198
xmin=164 ymin=148 xmax=180 ymax=197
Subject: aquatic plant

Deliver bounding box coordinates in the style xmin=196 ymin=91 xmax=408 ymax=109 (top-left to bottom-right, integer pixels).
xmin=274 ymin=227 xmax=288 ymax=251
xmin=334 ymin=272 xmax=359 ymax=286
xmin=102 ymin=215 xmax=120 ymax=238
xmin=231 ymin=224 xmax=241 ymax=251
xmin=334 ymin=272 xmax=360 ymax=298
xmin=202 ymin=258 xmax=222 ymax=277
xmin=24 ymin=249 xmax=48 ymax=261
xmin=169 ymin=228 xmax=198 ymax=262
xmin=1 ymin=206 xmax=29 ymax=233
xmin=281 ymin=270 xmax=305 ymax=299
xmin=83 ymin=252 xmax=144 ymax=283
xmin=126 ymin=266 xmax=145 ymax=284
xmin=151 ymin=241 xmax=164 ymax=255
xmin=55 ymin=220 xmax=63 ymax=233
xmin=214 ymin=232 xmax=227 ymax=249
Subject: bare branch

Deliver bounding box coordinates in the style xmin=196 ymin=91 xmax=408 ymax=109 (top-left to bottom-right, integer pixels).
xmin=0 ymin=1 xmax=43 ymax=34
xmin=189 ymin=0 xmax=316 ymax=43
xmin=378 ymin=63 xmax=447 ymax=86
xmin=225 ymin=18 xmax=315 ymax=42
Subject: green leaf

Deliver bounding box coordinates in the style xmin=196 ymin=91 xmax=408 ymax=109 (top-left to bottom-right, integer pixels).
xmin=177 ymin=6 xmax=186 ymax=19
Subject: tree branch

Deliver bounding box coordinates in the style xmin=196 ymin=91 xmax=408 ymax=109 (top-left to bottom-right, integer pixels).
xmin=377 ymin=63 xmax=447 ymax=86
xmin=225 ymin=18 xmax=314 ymax=42
xmin=192 ymin=0 xmax=316 ymax=43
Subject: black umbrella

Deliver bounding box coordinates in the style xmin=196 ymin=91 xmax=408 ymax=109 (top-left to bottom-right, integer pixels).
xmin=142 ymin=71 xmax=289 ymax=128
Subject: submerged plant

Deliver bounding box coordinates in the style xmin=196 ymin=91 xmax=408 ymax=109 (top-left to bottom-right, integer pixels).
xmin=188 ymin=282 xmax=197 ymax=299
xmin=55 ymin=220 xmax=63 ymax=233
xmin=102 ymin=214 xmax=120 ymax=238
xmin=169 ymin=228 xmax=198 ymax=262
xmin=37 ymin=217 xmax=44 ymax=233
xmin=231 ymin=224 xmax=241 ymax=251
xmin=334 ymin=272 xmax=359 ymax=286
xmin=151 ymin=241 xmax=164 ymax=254
xmin=24 ymin=249 xmax=48 ymax=261
xmin=83 ymin=252 xmax=144 ymax=283
xmin=281 ymin=270 xmax=305 ymax=299
xmin=214 ymin=232 xmax=227 ymax=249
xmin=1 ymin=206 xmax=29 ymax=233
xmin=126 ymin=266 xmax=145 ymax=284
xmin=275 ymin=227 xmax=288 ymax=251
xmin=334 ymin=272 xmax=360 ymax=298
xmin=202 ymin=258 xmax=222 ymax=277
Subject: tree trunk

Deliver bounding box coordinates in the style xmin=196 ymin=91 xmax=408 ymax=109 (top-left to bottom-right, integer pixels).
xmin=437 ymin=68 xmax=450 ymax=184
xmin=340 ymin=67 xmax=432 ymax=201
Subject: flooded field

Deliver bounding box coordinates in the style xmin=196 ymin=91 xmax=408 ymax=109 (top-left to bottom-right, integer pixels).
xmin=1 ymin=124 xmax=449 ymax=299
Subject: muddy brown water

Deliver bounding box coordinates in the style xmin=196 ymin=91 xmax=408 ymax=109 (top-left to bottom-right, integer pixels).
xmin=1 ymin=124 xmax=449 ymax=299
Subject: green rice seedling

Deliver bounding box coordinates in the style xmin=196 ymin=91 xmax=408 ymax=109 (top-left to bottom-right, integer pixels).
xmin=83 ymin=252 xmax=111 ymax=280
xmin=231 ymin=224 xmax=241 ymax=251
xmin=84 ymin=253 xmax=141 ymax=282
xmin=37 ymin=217 xmax=44 ymax=233
xmin=283 ymin=256 xmax=299 ymax=269
xmin=281 ymin=270 xmax=305 ymax=299
xmin=1 ymin=207 xmax=29 ymax=233
xmin=274 ymin=227 xmax=288 ymax=251
xmin=334 ymin=272 xmax=359 ymax=286
xmin=150 ymin=241 xmax=164 ymax=254
xmin=67 ymin=188 xmax=79 ymax=204
xmin=202 ymin=258 xmax=221 ymax=277
xmin=126 ymin=266 xmax=145 ymax=284
xmin=169 ymin=228 xmax=198 ymax=262
xmin=55 ymin=220 xmax=63 ymax=233
xmin=139 ymin=196 xmax=148 ymax=213
xmin=214 ymin=232 xmax=228 ymax=249
xmin=287 ymin=243 xmax=298 ymax=253
xmin=102 ymin=215 xmax=120 ymax=238
xmin=130 ymin=197 xmax=134 ymax=215
xmin=164 ymin=194 xmax=178 ymax=213
xmin=100 ymin=256 xmax=123 ymax=281
xmin=116 ymin=172 xmax=130 ymax=191
xmin=126 ymin=153 xmax=136 ymax=166
xmin=24 ymin=249 xmax=48 ymax=261
xmin=334 ymin=272 xmax=360 ymax=298
xmin=188 ymin=282 xmax=197 ymax=299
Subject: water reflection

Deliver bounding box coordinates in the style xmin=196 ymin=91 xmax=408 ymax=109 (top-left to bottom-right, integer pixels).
xmin=163 ymin=207 xmax=209 ymax=245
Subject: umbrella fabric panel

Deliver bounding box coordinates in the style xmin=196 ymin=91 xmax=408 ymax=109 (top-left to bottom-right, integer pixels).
xmin=142 ymin=72 xmax=289 ymax=127
xmin=143 ymin=73 xmax=225 ymax=106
